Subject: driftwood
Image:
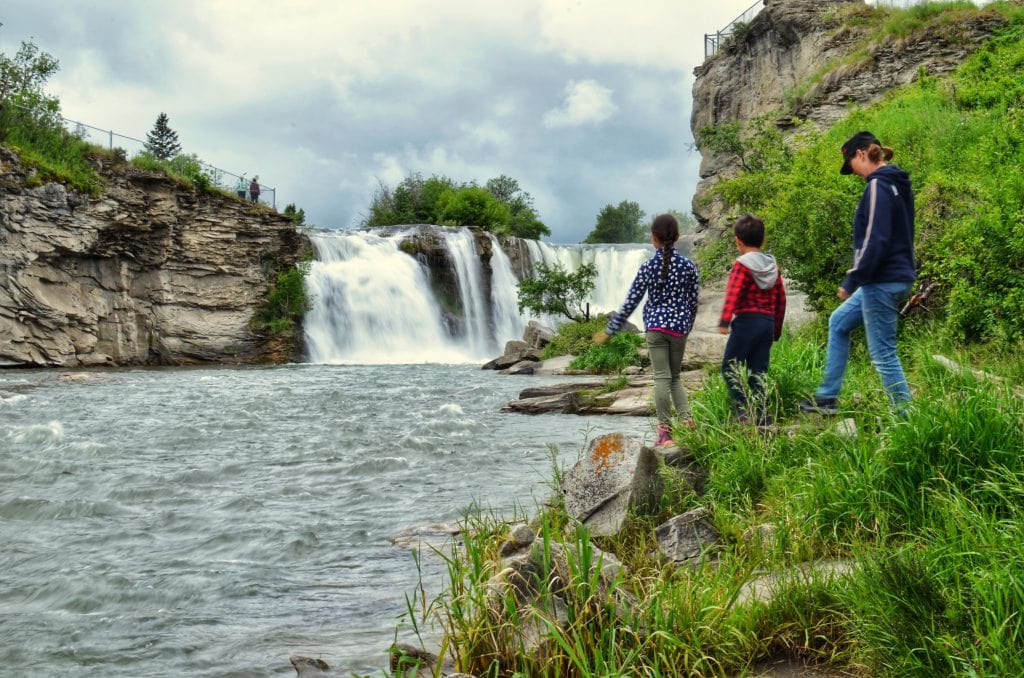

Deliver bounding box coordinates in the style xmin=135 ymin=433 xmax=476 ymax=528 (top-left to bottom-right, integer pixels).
xmin=931 ymin=354 xmax=1024 ymax=400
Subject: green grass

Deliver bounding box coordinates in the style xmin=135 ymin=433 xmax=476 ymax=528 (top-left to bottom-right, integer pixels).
xmin=397 ymin=324 xmax=1024 ymax=676
xmin=0 ymin=106 xmax=106 ymax=195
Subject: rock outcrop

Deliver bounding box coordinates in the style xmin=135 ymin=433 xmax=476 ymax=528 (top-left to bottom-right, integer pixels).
xmin=691 ymin=0 xmax=1007 ymax=237
xmin=0 ymin=146 xmax=309 ymax=367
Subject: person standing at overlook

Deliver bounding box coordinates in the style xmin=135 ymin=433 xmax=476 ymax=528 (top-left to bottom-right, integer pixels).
xmin=799 ymin=131 xmax=916 ymax=416
xmin=236 ymin=175 xmax=247 ymax=199
xmin=249 ymin=175 xmax=261 ymax=204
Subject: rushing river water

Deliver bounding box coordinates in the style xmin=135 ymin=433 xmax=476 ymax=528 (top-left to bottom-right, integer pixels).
xmin=0 ymin=363 xmax=651 ymax=676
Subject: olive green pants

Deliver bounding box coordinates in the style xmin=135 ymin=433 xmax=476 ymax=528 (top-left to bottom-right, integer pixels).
xmin=646 ymin=330 xmax=690 ymax=427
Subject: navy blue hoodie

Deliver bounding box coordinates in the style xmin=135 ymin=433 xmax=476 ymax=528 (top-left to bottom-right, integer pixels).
xmin=840 ymin=163 xmax=916 ymax=294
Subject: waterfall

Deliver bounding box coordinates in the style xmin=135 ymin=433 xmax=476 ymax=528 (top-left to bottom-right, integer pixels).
xmin=524 ymin=240 xmax=654 ymax=326
xmin=487 ymin=234 xmax=526 ymax=347
xmin=439 ymin=229 xmax=491 ymax=358
xmin=303 ymin=230 xmax=463 ymax=364
xmin=302 ymin=227 xmax=656 ymax=365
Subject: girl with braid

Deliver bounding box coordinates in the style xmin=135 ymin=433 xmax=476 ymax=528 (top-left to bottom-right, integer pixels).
xmin=603 ymin=213 xmax=700 ymax=447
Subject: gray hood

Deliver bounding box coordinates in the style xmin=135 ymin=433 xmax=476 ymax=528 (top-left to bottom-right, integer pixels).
xmin=737 ymin=252 xmax=779 ymax=289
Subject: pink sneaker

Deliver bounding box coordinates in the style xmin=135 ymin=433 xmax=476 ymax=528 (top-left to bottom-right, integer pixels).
xmin=655 ymin=425 xmax=674 ymax=447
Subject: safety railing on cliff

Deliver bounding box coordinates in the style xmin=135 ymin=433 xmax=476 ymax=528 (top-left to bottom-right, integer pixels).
xmin=62 ymin=115 xmax=276 ymax=209
xmin=704 ymin=0 xmax=764 ymax=58
xmin=703 ymin=0 xmax=946 ymax=59
xmin=7 ymin=101 xmax=276 ymax=209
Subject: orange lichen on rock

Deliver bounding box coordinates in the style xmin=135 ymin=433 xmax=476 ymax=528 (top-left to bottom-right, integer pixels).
xmin=590 ymin=433 xmax=627 ymax=475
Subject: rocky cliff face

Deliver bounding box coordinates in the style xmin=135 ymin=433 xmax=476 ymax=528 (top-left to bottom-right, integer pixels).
xmin=690 ymin=0 xmax=1006 ymax=236
xmin=0 ymin=146 xmax=310 ymax=367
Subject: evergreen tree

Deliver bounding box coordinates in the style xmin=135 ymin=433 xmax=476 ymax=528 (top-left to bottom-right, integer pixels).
xmin=144 ymin=112 xmax=181 ymax=161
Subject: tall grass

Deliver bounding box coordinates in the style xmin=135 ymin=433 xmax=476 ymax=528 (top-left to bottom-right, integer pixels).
xmin=404 ymin=323 xmax=1024 ymax=676
xmin=0 ymin=104 xmax=105 ymax=194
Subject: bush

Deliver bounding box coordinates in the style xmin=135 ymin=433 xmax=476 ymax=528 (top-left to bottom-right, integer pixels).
xmin=569 ymin=332 xmax=644 ymax=372
xmin=254 ymin=260 xmax=313 ymax=335
xmin=541 ymin=316 xmax=608 ymax=359
xmin=436 ymin=186 xmax=511 ymax=228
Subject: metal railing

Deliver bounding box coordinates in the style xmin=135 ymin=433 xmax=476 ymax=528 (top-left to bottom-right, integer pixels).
xmin=704 ymin=0 xmax=764 ymax=58
xmin=7 ymin=102 xmax=275 ymax=208
xmin=64 ymin=116 xmax=276 ymax=209
xmin=703 ymin=0 xmax=954 ymax=59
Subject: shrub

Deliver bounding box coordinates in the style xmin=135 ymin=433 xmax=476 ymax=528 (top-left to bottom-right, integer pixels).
xmin=254 ymin=259 xmax=313 ymax=335
xmin=570 ymin=332 xmax=644 ymax=373
xmin=540 ymin=316 xmax=608 ymax=359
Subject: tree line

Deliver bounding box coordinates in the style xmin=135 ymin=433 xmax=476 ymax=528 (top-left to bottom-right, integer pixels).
xmin=364 ymin=172 xmax=695 ymax=243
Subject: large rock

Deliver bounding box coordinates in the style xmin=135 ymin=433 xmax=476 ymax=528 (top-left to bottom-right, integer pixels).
xmin=486 ymin=525 xmax=633 ymax=657
xmin=654 ymin=507 xmax=720 ymax=565
xmin=0 ymin=146 xmax=309 ymax=367
xmin=562 ymin=433 xmax=662 ymax=536
xmin=522 ymin=320 xmax=555 ymax=349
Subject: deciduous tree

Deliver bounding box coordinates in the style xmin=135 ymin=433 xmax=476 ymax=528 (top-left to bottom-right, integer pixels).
xmin=517 ymin=262 xmax=597 ymax=322
xmin=583 ymin=201 xmax=646 ymax=243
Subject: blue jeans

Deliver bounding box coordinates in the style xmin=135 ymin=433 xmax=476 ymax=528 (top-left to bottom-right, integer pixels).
xmin=815 ymin=281 xmax=913 ymax=408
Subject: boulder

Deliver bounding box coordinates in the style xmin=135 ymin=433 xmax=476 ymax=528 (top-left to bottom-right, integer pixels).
xmin=522 ymin=320 xmax=555 ymax=349
xmin=505 ymin=360 xmax=536 ymax=375
xmin=652 ymin=444 xmax=708 ymax=496
xmin=562 ymin=433 xmax=662 ymax=537
xmin=654 ymin=507 xmax=720 ymax=565
xmin=289 ymin=656 xmax=332 ymax=677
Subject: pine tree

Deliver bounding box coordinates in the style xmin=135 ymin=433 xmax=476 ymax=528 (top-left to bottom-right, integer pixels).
xmin=144 ymin=112 xmax=181 ymax=161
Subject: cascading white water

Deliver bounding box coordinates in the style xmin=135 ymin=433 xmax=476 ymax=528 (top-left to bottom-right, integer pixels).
xmin=524 ymin=240 xmax=654 ymax=326
xmin=439 ymin=229 xmax=491 ymax=358
xmin=487 ymin=234 xmax=526 ymax=346
xmin=304 ymin=230 xmax=472 ymax=364
xmin=303 ymin=227 xmax=657 ymax=365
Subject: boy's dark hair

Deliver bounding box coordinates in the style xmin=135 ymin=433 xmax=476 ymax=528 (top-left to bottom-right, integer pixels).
xmin=733 ymin=213 xmax=765 ymax=247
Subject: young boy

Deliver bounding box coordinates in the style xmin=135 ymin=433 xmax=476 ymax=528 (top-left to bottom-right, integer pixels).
xmin=718 ymin=213 xmax=787 ymax=426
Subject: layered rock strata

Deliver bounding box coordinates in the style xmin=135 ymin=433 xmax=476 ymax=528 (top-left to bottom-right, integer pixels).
xmin=1 ymin=147 xmax=309 ymax=367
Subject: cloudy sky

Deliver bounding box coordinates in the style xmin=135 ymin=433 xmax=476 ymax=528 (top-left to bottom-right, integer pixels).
xmin=1 ymin=0 xmax=759 ymax=242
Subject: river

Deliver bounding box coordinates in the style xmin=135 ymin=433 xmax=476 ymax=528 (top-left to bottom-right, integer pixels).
xmin=0 ymin=363 xmax=650 ymax=676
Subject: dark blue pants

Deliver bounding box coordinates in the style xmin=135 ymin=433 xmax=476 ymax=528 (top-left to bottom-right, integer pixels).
xmin=722 ymin=313 xmax=774 ymax=415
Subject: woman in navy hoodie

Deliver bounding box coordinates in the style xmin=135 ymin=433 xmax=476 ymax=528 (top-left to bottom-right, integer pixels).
xmin=800 ymin=131 xmax=916 ymax=415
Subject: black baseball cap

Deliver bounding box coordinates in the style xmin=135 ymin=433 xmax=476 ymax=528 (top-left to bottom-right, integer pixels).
xmin=840 ymin=131 xmax=880 ymax=175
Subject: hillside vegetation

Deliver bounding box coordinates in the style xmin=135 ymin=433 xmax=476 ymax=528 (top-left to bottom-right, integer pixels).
xmin=699 ymin=1 xmax=1024 ymax=349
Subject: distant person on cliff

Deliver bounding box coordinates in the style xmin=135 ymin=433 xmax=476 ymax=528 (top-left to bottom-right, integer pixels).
xmin=236 ymin=176 xmax=247 ymax=199
xmin=718 ymin=213 xmax=786 ymax=427
xmin=799 ymin=131 xmax=916 ymax=417
xmin=603 ymin=213 xmax=700 ymax=447
xmin=249 ymin=176 xmax=260 ymax=204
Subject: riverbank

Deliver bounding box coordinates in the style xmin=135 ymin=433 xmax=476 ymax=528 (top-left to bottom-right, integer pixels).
xmin=402 ymin=321 xmax=1024 ymax=676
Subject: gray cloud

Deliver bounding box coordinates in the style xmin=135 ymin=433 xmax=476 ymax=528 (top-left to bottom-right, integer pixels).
xmin=1 ymin=0 xmax=754 ymax=242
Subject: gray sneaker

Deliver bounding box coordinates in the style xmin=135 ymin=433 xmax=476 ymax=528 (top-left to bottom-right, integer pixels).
xmin=798 ymin=396 xmax=839 ymax=415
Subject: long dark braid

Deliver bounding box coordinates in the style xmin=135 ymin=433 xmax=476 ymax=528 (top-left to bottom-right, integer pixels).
xmin=651 ymin=213 xmax=680 ymax=286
